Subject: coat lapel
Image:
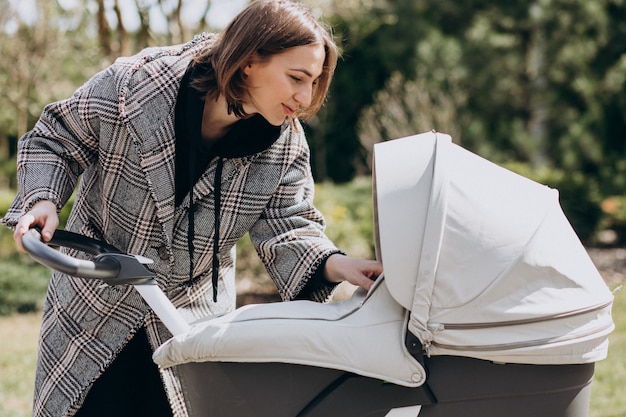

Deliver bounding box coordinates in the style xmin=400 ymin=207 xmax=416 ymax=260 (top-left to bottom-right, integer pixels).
xmin=121 ymin=64 xmax=188 ymax=245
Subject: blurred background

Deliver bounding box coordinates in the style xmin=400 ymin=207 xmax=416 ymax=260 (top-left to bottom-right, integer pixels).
xmin=1 ymin=0 xmax=626 ymax=246
xmin=0 ymin=0 xmax=626 ymax=245
xmin=0 ymin=1 xmax=625 ymax=416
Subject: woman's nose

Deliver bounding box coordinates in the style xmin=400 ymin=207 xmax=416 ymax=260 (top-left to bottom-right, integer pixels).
xmin=294 ymin=84 xmax=313 ymax=107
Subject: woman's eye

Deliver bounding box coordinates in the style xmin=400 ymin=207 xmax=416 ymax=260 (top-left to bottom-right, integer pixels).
xmin=290 ymin=75 xmax=303 ymax=82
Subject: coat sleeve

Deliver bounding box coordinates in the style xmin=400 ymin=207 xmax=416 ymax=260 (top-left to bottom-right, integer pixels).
xmin=248 ymin=125 xmax=344 ymax=303
xmin=1 ymin=68 xmax=116 ymax=228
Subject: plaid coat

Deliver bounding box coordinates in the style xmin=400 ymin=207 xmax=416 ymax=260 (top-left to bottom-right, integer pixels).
xmin=1 ymin=33 xmax=340 ymax=416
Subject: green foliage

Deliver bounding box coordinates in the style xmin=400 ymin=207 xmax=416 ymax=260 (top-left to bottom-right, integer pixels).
xmin=0 ymin=260 xmax=49 ymax=315
xmin=1 ymin=0 xmax=625 ymax=240
xmin=350 ymin=0 xmax=626 ymax=214
xmin=551 ymin=174 xmax=603 ymax=245
xmin=314 ymin=176 xmax=376 ymax=259
xmin=1 ymin=0 xmax=626 ymax=194
xmin=0 ymin=185 xmax=66 ymax=316
xmin=598 ymin=195 xmax=626 ymax=246
xmin=308 ymin=0 xmax=425 ymax=182
xmin=0 ymin=221 xmax=50 ymax=315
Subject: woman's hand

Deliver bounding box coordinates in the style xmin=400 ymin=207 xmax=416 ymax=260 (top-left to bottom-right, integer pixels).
xmin=323 ymin=254 xmax=383 ymax=291
xmin=14 ymin=200 xmax=59 ymax=253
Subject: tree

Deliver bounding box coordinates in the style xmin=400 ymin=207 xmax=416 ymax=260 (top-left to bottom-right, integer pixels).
xmin=354 ymin=0 xmax=626 ymax=177
xmin=0 ymin=0 xmax=56 ymax=140
xmin=305 ymin=0 xmax=425 ymax=182
xmin=352 ymin=0 xmax=626 ymax=242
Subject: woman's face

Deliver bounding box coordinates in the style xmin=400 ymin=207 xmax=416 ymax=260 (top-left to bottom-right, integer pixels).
xmin=242 ymin=43 xmax=325 ymax=126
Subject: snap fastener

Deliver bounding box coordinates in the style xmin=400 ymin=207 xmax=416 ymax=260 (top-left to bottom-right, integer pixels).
xmin=411 ymin=373 xmax=422 ymax=383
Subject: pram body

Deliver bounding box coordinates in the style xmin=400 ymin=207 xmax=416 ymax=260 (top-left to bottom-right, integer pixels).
xmin=23 ymin=132 xmax=614 ymax=417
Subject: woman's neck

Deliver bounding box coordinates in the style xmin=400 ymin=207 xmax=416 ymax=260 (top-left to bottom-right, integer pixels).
xmin=201 ymin=95 xmax=241 ymax=142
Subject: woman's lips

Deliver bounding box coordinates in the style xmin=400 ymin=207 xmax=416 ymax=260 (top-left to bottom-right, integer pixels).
xmin=282 ymin=104 xmax=295 ymax=116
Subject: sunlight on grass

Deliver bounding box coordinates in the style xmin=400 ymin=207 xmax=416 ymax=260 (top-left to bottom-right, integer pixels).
xmin=590 ymin=288 xmax=626 ymax=417
xmin=0 ymin=312 xmax=41 ymax=417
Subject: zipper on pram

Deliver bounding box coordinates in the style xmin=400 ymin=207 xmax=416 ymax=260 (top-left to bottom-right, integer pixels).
xmin=425 ymin=300 xmax=613 ymax=352
xmin=429 ymin=321 xmax=614 ymax=352
xmin=430 ymin=300 xmax=611 ymax=330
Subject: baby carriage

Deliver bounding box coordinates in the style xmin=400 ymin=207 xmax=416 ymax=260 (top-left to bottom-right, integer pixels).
xmin=23 ymin=131 xmax=614 ymax=417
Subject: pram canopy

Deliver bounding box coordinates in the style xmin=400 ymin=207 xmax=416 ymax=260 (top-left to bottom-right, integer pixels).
xmin=153 ymin=132 xmax=614 ymax=387
xmin=374 ymin=132 xmax=614 ymax=364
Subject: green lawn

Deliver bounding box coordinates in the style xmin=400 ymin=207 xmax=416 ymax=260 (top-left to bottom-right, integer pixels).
xmin=0 ymin=312 xmax=40 ymax=417
xmin=0 ymin=291 xmax=624 ymax=417
xmin=590 ymin=286 xmax=626 ymax=417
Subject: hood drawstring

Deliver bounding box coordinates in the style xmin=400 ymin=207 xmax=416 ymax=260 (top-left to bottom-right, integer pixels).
xmin=186 ymin=143 xmax=197 ymax=291
xmin=187 ymin=149 xmax=224 ymax=303
xmin=177 ymin=63 xmax=282 ymax=302
xmin=211 ymin=158 xmax=223 ymax=302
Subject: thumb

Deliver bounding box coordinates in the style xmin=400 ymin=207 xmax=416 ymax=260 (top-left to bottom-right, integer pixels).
xmin=40 ymin=220 xmax=58 ymax=242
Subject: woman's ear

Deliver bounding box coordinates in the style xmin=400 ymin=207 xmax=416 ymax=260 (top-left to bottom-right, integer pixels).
xmin=242 ymin=62 xmax=254 ymax=77
xmin=243 ymin=53 xmax=261 ymax=77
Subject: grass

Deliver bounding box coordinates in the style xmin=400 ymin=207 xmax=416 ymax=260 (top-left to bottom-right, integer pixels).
xmin=590 ymin=286 xmax=626 ymax=417
xmin=0 ymin=312 xmax=41 ymax=417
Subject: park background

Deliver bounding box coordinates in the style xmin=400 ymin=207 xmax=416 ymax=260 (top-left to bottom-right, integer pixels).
xmin=0 ymin=0 xmax=624 ymax=416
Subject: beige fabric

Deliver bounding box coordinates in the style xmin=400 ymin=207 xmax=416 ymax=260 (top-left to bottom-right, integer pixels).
xmin=153 ymin=277 xmax=426 ymax=387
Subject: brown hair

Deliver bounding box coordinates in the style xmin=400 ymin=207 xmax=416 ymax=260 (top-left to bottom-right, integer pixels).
xmin=191 ymin=0 xmax=338 ymax=121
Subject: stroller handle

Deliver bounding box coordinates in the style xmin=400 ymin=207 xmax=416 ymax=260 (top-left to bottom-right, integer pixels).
xmin=22 ymin=228 xmax=191 ymax=336
xmin=22 ymin=228 xmax=122 ymax=280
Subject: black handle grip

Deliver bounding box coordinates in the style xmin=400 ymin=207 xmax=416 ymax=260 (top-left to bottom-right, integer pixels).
xmin=22 ymin=229 xmax=121 ymax=279
xmin=47 ymin=229 xmax=124 ymax=255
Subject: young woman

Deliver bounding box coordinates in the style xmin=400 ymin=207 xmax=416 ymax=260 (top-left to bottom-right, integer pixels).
xmin=2 ymin=1 xmax=382 ymax=416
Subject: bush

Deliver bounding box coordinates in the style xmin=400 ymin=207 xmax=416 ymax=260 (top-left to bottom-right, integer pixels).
xmin=599 ymin=195 xmax=626 ymax=246
xmin=0 ymin=259 xmax=49 ymax=315
xmin=314 ymin=177 xmax=376 ymax=259
xmin=0 ymin=209 xmax=50 ymax=315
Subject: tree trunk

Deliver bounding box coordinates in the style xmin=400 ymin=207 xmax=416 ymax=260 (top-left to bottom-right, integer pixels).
xmin=527 ymin=1 xmax=548 ymax=168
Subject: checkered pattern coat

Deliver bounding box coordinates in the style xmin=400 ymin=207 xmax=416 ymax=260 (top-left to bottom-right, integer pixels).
xmin=1 ymin=33 xmax=340 ymax=417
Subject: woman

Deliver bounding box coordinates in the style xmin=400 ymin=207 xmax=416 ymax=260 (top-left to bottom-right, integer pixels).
xmin=2 ymin=1 xmax=383 ymax=416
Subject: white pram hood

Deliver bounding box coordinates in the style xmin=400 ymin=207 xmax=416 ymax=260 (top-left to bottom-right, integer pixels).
xmin=153 ymin=132 xmax=614 ymax=386
xmin=375 ymin=132 xmax=614 ymax=364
